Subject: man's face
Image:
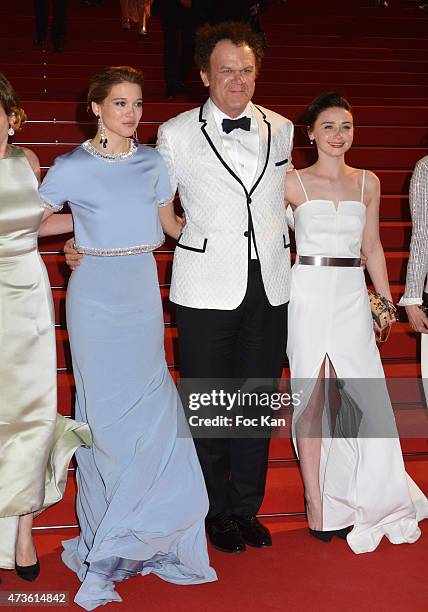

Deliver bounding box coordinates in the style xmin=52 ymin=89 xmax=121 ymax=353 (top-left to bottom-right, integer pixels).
xmin=200 ymin=39 xmax=257 ymax=118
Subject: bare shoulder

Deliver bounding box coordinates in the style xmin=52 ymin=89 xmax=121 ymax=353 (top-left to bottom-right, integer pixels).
xmin=363 ymin=169 xmax=380 ymax=195
xmin=285 ymin=168 xmax=301 ymax=189
xmin=364 ymin=169 xmax=380 ymax=187
xmin=285 ymin=167 xmax=306 ymax=205
xmin=21 ymin=146 xmax=40 ymax=169
xmin=19 ymin=146 xmax=41 ymax=181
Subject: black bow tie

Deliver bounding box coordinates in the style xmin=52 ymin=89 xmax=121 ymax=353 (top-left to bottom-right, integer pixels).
xmin=222 ymin=116 xmax=251 ymax=134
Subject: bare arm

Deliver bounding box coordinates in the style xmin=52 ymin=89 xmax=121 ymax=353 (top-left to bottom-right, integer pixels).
xmin=284 ymin=167 xmax=302 ymax=211
xmin=39 ymin=209 xmax=74 ymax=237
xmin=23 ymin=147 xmax=41 ymax=183
xmin=361 ymin=172 xmax=393 ymax=303
xmin=158 ymin=202 xmax=184 ymax=240
xmin=284 ymin=169 xmax=299 ymax=231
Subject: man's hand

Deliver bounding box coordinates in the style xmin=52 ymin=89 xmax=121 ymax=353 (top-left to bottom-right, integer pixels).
xmin=250 ymin=3 xmax=260 ymax=15
xmin=64 ymin=237 xmax=83 ymax=271
xmin=178 ymin=0 xmax=192 ymax=8
xmin=405 ymin=304 xmax=428 ymax=333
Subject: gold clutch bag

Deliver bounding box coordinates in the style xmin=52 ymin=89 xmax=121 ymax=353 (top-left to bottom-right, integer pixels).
xmin=368 ymin=290 xmax=397 ymax=343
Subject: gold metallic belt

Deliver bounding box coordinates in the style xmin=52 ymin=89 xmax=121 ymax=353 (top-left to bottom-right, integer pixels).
xmin=298 ymin=255 xmax=361 ymax=267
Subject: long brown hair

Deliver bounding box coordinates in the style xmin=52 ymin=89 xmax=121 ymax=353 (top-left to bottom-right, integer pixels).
xmin=0 ymin=73 xmax=27 ymax=132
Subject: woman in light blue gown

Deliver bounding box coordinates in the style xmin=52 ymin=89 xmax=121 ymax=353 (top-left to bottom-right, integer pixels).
xmin=39 ymin=66 xmax=216 ymax=611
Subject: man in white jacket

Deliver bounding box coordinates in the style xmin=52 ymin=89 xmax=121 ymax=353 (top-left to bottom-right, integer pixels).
xmin=157 ymin=22 xmax=294 ymax=554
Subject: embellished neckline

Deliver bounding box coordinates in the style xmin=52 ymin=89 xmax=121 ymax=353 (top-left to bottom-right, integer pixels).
xmin=82 ymin=139 xmax=137 ymax=162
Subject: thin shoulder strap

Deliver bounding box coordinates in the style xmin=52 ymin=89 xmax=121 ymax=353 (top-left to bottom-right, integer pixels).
xmin=361 ymin=169 xmax=366 ymax=204
xmin=295 ymin=169 xmax=309 ymax=202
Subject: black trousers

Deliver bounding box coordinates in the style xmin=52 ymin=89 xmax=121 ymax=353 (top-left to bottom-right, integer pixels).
xmin=34 ymin=0 xmax=67 ymax=43
xmin=156 ymin=0 xmax=198 ymax=95
xmin=176 ymin=260 xmax=288 ymax=519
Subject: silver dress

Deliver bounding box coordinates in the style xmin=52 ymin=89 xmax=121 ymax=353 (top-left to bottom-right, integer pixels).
xmin=0 ymin=146 xmax=91 ymax=569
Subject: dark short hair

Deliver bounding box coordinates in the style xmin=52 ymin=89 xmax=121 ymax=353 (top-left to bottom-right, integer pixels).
xmin=194 ymin=21 xmax=264 ymax=73
xmin=0 ymin=73 xmax=27 ymax=132
xmin=303 ymin=92 xmax=352 ymax=129
xmin=87 ymin=66 xmax=144 ymax=115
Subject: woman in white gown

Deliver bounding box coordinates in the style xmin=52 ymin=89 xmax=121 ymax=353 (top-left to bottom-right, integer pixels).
xmin=285 ymin=92 xmax=428 ymax=554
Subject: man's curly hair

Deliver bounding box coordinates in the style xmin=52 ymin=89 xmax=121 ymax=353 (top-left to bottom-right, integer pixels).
xmin=194 ymin=22 xmax=265 ymax=74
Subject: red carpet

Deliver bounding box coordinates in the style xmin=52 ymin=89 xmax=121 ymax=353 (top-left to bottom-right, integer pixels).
xmin=2 ymin=517 xmax=427 ymax=611
xmin=1 ymin=0 xmax=428 ymax=608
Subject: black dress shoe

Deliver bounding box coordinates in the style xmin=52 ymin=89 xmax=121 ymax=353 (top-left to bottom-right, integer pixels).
xmin=234 ymin=515 xmax=272 ymax=548
xmin=332 ymin=526 xmax=352 ymax=540
xmin=15 ymin=557 xmax=40 ymax=582
xmin=308 ymin=526 xmax=352 ymax=542
xmin=308 ymin=528 xmax=333 ymax=542
xmin=206 ymin=515 xmax=246 ymax=553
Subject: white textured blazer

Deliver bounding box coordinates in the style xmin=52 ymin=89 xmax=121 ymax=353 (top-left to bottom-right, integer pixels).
xmin=156 ymin=99 xmax=294 ymax=309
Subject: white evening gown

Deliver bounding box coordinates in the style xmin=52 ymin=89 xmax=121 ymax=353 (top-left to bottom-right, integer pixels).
xmin=287 ymin=170 xmax=428 ymax=554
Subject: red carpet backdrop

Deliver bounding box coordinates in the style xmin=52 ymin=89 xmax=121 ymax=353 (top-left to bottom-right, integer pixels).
xmin=1 ymin=0 xmax=427 ymax=609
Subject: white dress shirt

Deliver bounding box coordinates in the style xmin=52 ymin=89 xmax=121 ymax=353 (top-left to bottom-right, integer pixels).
xmin=209 ymin=99 xmax=260 ymax=258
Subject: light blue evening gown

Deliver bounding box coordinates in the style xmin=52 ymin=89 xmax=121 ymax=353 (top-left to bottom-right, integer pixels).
xmin=40 ymin=140 xmax=217 ymax=611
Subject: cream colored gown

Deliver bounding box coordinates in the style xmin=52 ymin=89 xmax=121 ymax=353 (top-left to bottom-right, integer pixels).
xmin=0 ymin=145 xmax=91 ymax=569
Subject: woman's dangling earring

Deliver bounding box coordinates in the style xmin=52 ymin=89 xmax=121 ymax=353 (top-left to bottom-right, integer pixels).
xmin=98 ymin=116 xmax=108 ymax=149
xmin=310 ymin=139 xmax=314 ymax=145
xmin=132 ymin=129 xmax=139 ymax=147
xmin=8 ymin=126 xmax=15 ymax=136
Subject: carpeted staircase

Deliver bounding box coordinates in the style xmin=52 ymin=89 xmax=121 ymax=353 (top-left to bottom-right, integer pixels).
xmin=1 ymin=1 xmax=428 ymax=608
